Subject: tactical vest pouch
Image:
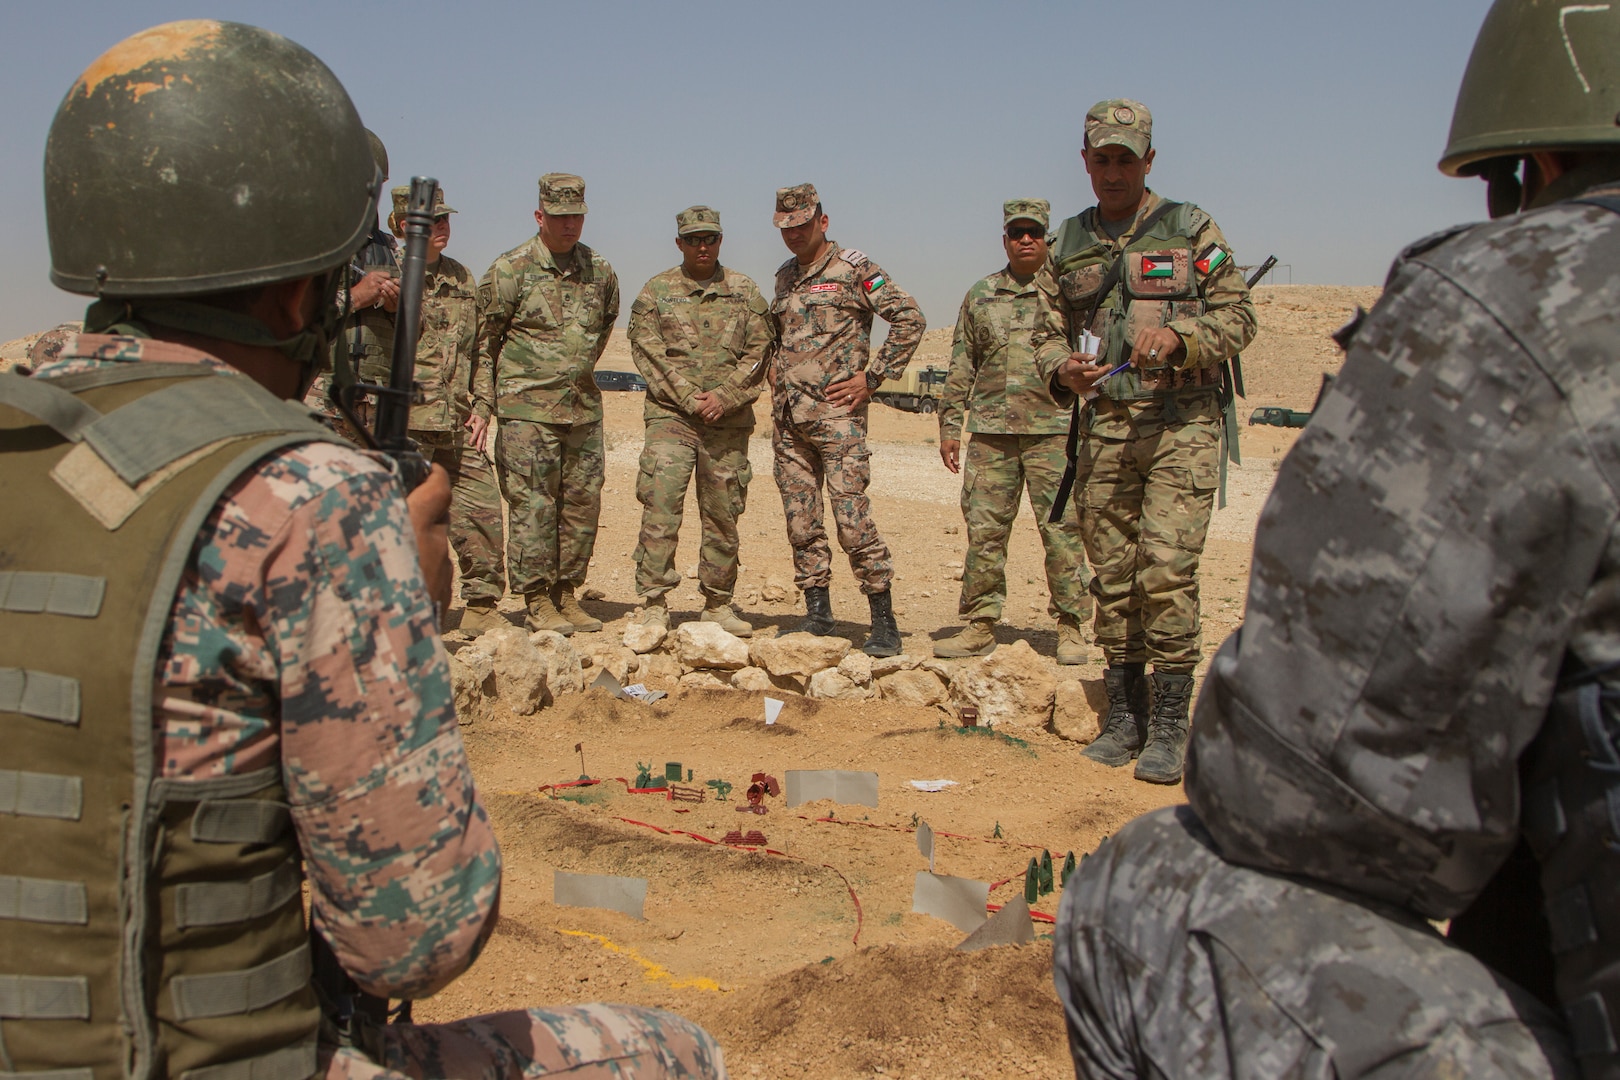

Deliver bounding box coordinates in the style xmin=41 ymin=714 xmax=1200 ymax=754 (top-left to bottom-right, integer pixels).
xmin=0 ymin=362 xmax=339 ymax=1080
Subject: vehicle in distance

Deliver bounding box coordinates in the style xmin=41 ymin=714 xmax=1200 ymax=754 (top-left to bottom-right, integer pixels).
xmin=1248 ymin=406 xmax=1311 ymax=428
xmin=873 ymin=365 xmax=947 ymax=414
xmin=594 ymin=370 xmax=647 ymax=392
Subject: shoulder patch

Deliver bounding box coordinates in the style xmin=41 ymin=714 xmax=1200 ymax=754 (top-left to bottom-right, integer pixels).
xmin=861 ymin=271 xmax=888 ymax=294
xmin=839 ymin=249 xmax=870 ymax=267
xmin=1194 ymin=244 xmax=1229 ymax=275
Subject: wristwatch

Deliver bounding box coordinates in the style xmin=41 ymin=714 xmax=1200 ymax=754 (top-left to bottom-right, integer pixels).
xmin=864 ymin=370 xmax=883 ymax=391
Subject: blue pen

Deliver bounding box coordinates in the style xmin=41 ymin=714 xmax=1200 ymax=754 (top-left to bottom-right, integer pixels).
xmin=1095 ymin=360 xmax=1133 ymax=382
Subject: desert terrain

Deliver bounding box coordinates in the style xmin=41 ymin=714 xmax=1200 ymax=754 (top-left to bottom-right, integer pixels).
xmin=1 ymin=284 xmax=1378 ymax=1079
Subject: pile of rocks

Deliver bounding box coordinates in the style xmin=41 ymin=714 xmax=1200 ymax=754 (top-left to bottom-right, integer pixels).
xmin=446 ymin=620 xmax=1100 ymax=741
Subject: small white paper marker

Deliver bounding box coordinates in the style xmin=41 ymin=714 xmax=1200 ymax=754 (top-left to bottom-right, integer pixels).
xmin=764 ymin=696 xmax=784 ymax=725
xmin=916 ymin=819 xmax=935 ymax=874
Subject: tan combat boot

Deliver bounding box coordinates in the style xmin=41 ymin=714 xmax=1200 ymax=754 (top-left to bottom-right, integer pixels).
xmin=458 ymin=600 xmax=509 ymax=636
xmin=524 ymin=588 xmax=575 ymax=636
xmin=553 ymin=582 xmax=603 ymax=633
xmin=1056 ymin=614 xmax=1088 ymax=666
xmin=934 ymin=617 xmax=997 ymax=658
xmin=701 ymin=602 xmax=753 ymax=638
xmin=635 ymin=596 xmax=669 ymax=628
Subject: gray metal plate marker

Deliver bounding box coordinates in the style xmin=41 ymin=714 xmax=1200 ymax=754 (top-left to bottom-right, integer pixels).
xmin=554 ymin=871 xmax=648 ymax=920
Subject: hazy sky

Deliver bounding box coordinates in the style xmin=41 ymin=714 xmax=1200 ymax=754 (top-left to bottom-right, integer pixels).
xmin=0 ymin=1 xmax=1494 ymax=342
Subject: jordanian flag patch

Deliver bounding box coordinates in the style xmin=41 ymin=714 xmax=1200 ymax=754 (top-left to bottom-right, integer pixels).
xmin=1195 ymin=244 xmax=1229 ymax=274
xmin=1141 ymin=255 xmax=1174 ymax=278
xmin=862 ymin=272 xmax=887 ymax=293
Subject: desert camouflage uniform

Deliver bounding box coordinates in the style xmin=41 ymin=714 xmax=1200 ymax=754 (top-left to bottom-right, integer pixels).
xmin=627 ymin=264 xmax=770 ymax=603
xmin=771 ymin=242 xmax=924 ymax=593
xmin=1036 ymin=190 xmax=1255 ymax=672
xmin=1054 ymin=190 xmax=1620 ymax=1077
xmin=942 ymin=267 xmax=1088 ymax=622
xmin=305 ymin=224 xmax=398 ymax=443
xmin=475 ymin=237 xmax=618 ymax=597
xmin=32 ymin=337 xmax=726 ymax=1080
xmin=410 ymin=254 xmax=504 ymax=604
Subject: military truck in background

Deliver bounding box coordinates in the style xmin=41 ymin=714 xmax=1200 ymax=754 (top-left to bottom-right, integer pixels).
xmin=873 ymin=365 xmax=948 ymax=414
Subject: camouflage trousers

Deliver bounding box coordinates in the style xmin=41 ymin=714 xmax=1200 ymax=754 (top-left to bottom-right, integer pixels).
xmin=494 ymin=419 xmax=603 ymax=597
xmin=1079 ymin=418 xmax=1218 ymax=672
xmin=320 ymin=1002 xmax=727 ymax=1079
xmin=1054 ymin=805 xmax=1576 ymax=1079
xmin=633 ymin=417 xmax=752 ymax=604
xmin=958 ymin=433 xmax=1091 ymax=622
xmin=772 ymin=416 xmax=893 ymax=594
xmin=415 ymin=429 xmax=505 ymax=604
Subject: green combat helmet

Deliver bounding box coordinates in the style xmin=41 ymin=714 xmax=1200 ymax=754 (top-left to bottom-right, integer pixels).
xmin=45 ymin=20 xmax=380 ymax=298
xmin=1441 ymin=0 xmax=1620 ymax=215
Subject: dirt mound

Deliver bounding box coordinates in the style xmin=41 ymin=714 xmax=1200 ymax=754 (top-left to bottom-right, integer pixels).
xmin=702 ymin=941 xmax=1068 ymax=1079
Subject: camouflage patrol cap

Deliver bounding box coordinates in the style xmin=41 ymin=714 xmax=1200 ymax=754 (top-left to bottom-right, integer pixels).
xmin=389 ymin=184 xmax=454 ymax=235
xmin=1003 ymin=198 xmax=1050 ymax=229
xmin=539 ymin=172 xmax=587 ymax=214
xmin=774 ymin=183 xmax=820 ymax=228
xmin=676 ymin=205 xmax=722 ymax=236
xmin=1085 ymin=99 xmax=1152 ymax=157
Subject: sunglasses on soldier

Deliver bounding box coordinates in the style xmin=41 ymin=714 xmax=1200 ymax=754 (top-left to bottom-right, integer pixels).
xmin=682 ymin=234 xmax=721 ymax=247
xmin=1005 ymin=224 xmax=1045 ymax=241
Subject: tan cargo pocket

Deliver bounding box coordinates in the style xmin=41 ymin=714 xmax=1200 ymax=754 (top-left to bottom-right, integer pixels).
xmin=1126 ymin=247 xmax=1193 ymax=299
xmin=731 ymin=459 xmax=752 ymax=517
xmin=635 ymin=448 xmax=658 ymax=507
xmin=1183 ymin=422 xmax=1221 ymax=493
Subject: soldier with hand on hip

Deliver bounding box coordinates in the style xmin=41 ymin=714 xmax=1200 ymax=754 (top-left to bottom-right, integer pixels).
xmin=768 ymin=182 xmax=925 ymax=657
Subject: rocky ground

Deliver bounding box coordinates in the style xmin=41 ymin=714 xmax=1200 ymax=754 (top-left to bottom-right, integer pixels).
xmin=3 ymin=284 xmax=1378 ymax=1078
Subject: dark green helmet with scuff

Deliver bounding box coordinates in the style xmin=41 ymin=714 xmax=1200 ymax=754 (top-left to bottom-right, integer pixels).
xmin=45 ymin=20 xmax=380 ymax=297
xmin=1442 ymin=0 xmax=1620 ymax=177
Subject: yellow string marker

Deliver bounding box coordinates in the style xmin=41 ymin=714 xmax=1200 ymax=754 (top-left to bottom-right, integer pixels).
xmin=557 ymin=929 xmax=730 ymax=993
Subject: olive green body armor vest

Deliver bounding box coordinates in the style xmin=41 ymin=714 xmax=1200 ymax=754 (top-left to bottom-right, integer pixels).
xmin=1050 ymin=201 xmax=1215 ymax=403
xmin=0 ymin=360 xmax=346 ymax=1080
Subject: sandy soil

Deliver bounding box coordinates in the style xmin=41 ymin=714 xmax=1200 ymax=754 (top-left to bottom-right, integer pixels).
xmin=3 ymin=284 xmax=1379 ymax=1078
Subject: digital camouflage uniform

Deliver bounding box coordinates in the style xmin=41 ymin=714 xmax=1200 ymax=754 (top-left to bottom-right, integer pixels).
xmin=942 ymin=265 xmax=1088 ymax=623
xmin=1037 ymin=190 xmax=1255 ymax=673
xmin=627 ymin=256 xmax=770 ymax=605
xmin=1054 ymin=187 xmax=1620 ymax=1079
xmin=771 ymin=236 xmax=924 ymax=595
xmin=406 ymin=248 xmax=504 ymax=606
xmin=475 ymin=233 xmax=618 ymax=598
xmin=20 ymin=337 xmax=726 ymax=1079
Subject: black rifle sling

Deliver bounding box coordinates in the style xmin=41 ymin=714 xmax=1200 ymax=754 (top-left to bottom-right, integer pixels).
xmin=1047 ymin=200 xmax=1183 ymax=525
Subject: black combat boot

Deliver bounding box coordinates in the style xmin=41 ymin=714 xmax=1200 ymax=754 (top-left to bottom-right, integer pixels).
xmin=1081 ymin=662 xmax=1148 ymax=767
xmin=795 ymin=585 xmax=835 ymax=636
xmin=861 ymin=589 xmax=901 ymax=657
xmin=1135 ymin=671 xmax=1194 ymax=784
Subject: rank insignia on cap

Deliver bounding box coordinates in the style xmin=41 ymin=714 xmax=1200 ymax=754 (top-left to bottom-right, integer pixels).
xmin=862 ymin=272 xmax=887 ymax=293
xmin=1113 ymin=106 xmax=1135 ymax=124
xmin=1194 ymin=244 xmax=1228 ymax=275
xmin=1141 ymin=255 xmax=1174 ymax=278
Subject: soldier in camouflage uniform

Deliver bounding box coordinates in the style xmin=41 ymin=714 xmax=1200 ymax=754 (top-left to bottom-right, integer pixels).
xmin=383 ymin=186 xmax=507 ymax=634
xmin=769 ymin=182 xmax=926 ymax=657
xmin=1056 ymin=4 xmax=1620 ymax=1075
xmin=627 ymin=206 xmax=771 ymax=636
xmin=1035 ymin=99 xmax=1257 ymax=784
xmin=304 ymin=128 xmax=399 ymax=443
xmin=0 ymin=22 xmax=726 ymax=1080
xmin=474 ymin=173 xmax=619 ymax=636
xmin=935 ymin=198 xmax=1091 ymax=664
